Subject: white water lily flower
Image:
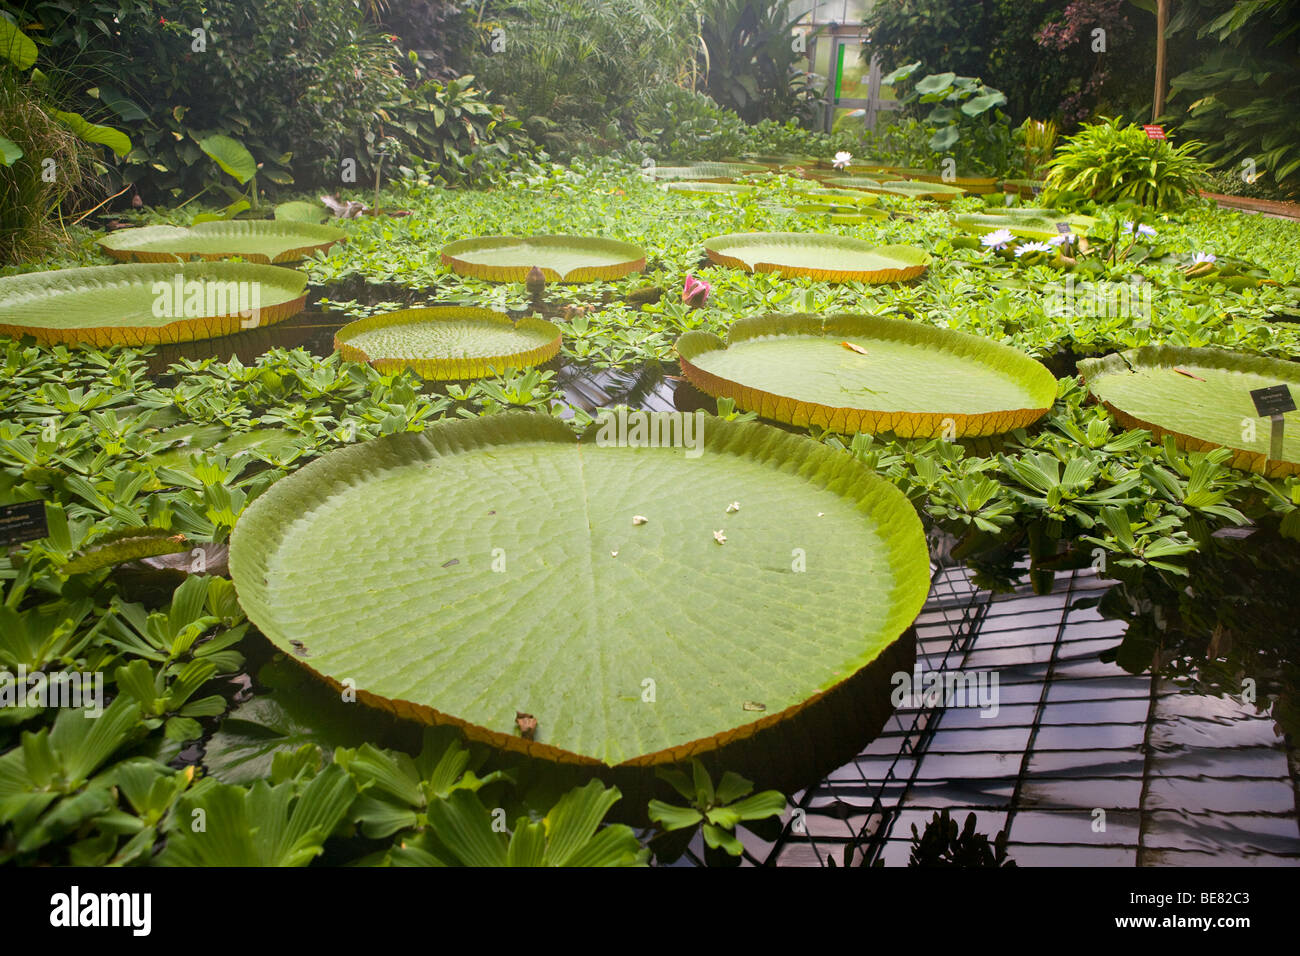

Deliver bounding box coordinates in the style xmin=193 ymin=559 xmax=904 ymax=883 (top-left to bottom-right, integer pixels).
xmin=1014 ymin=241 xmax=1053 ymax=257
xmin=980 ymin=228 xmax=1014 ymax=250
xmin=1191 ymin=252 xmax=1217 ymax=265
xmin=832 ymin=151 xmax=853 ymax=170
xmin=1122 ymin=220 xmax=1157 ymax=237
xmin=1047 ymin=233 xmax=1074 ymax=247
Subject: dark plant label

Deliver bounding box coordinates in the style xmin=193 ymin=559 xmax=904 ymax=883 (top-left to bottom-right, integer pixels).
xmin=1250 ymin=384 xmax=1296 ymax=417
xmin=1055 ymin=222 xmax=1072 ymax=234
xmin=0 ymin=500 xmax=48 ymax=546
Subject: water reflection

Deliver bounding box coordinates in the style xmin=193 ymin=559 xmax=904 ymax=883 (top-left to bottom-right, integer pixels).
xmin=1093 ymin=527 xmax=1300 ymax=741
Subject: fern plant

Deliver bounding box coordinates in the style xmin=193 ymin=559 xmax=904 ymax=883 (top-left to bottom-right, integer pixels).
xmin=1041 ymin=117 xmax=1211 ymax=210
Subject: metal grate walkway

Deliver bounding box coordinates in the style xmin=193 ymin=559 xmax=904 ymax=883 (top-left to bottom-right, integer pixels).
xmin=735 ymin=563 xmax=1300 ymax=866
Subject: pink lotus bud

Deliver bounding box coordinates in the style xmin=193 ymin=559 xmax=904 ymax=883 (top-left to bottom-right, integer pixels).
xmin=682 ymin=274 xmax=711 ymax=308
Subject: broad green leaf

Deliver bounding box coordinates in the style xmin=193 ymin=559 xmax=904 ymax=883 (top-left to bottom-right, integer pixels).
xmin=541 ymin=779 xmax=624 ymax=865
xmin=714 ymin=770 xmax=753 ymax=805
xmin=0 ymin=19 xmax=37 ymax=69
xmin=91 ymin=84 xmax=148 ymax=123
xmin=1080 ymin=347 xmax=1300 ymax=477
xmin=189 ymin=199 xmax=251 ymax=225
xmin=159 ymin=766 xmax=354 ymax=866
xmin=0 ymin=262 xmax=308 ymax=346
xmin=61 ymin=527 xmax=189 ymax=575
xmin=425 ymin=789 xmax=508 ymax=866
xmin=677 ymin=313 xmax=1057 ymax=438
xmin=335 ymin=307 xmax=560 ymax=380
xmin=227 ymin=412 xmax=931 ymax=767
xmin=928 ymin=125 xmax=961 ymax=152
xmin=703 ymin=233 xmax=930 ymax=283
xmin=274 ymin=200 xmax=327 ymax=224
xmin=100 ymin=219 xmax=343 ymax=264
xmin=961 ymin=90 xmax=1007 ymax=116
xmin=647 ymin=800 xmax=704 ymax=831
xmin=52 ymin=111 xmax=131 ymax=157
xmin=914 ymin=72 xmax=956 ymax=95
xmin=661 ymin=181 xmax=757 ymax=197
xmin=197 ymin=134 xmax=257 ymax=184
xmin=702 ymin=823 xmax=744 ymax=855
xmin=204 ymin=658 xmax=399 ymax=785
xmin=0 ymin=135 xmax=22 ymax=166
xmin=703 ymin=789 xmax=787 ymax=827
xmin=441 ymin=235 xmax=646 ymax=282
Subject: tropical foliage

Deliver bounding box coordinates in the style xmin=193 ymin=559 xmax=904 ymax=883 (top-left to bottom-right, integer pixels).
xmin=880 ymin=62 xmax=1014 ymax=176
xmin=1042 ymin=117 xmax=1211 ymax=209
xmin=864 ymin=0 xmax=1148 ymax=125
xmin=1162 ymin=0 xmax=1300 ymax=197
xmin=4 ymin=0 xmax=531 ymax=201
xmin=696 ymin=0 xmax=821 ymax=125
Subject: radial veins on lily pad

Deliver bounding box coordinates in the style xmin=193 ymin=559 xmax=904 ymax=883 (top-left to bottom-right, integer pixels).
xmin=0 ymin=262 xmax=307 ymax=347
xmin=228 ymin=412 xmax=930 ymax=769
xmin=334 ymin=306 xmax=561 ymax=380
xmin=702 ymin=233 xmax=930 ymax=283
xmin=440 ymin=235 xmax=646 ymax=282
xmin=1079 ymin=346 xmax=1300 ymax=477
xmin=677 ymin=313 xmax=1057 ymax=438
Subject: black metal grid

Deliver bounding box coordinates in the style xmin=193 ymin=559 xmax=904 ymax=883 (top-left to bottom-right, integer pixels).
xmin=744 ymin=563 xmax=1300 ymax=867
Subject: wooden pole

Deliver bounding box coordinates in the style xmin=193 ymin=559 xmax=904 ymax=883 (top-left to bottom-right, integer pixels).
xmin=1153 ymin=0 xmax=1169 ymax=121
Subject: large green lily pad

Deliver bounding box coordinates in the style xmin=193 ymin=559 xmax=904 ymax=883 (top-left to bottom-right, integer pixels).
xmin=98 ymin=220 xmax=347 ymax=263
xmin=0 ymin=262 xmax=307 ymax=346
xmin=1079 ymin=346 xmax=1300 ymax=477
xmin=703 ymin=233 xmax=930 ymax=283
xmin=228 ymin=412 xmax=930 ymax=770
xmin=661 ymin=181 xmax=757 ymax=197
xmin=335 ymin=307 xmax=561 ymax=380
xmin=440 ymin=235 xmax=646 ymax=282
xmin=792 ymin=187 xmax=882 ymax=207
xmin=864 ymin=180 xmax=968 ymax=202
xmin=810 ymin=175 xmax=885 ymax=189
xmin=953 ymin=208 xmax=1098 ymax=242
xmin=677 ymin=313 xmax=1057 ymax=437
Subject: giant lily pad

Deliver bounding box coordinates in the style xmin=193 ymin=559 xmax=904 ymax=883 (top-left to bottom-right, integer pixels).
xmin=863 ymin=180 xmax=968 ymax=202
xmin=228 ymin=412 xmax=930 ymax=774
xmin=954 ymin=208 xmax=1098 ymax=242
xmin=440 ymin=235 xmax=646 ymax=282
xmin=1079 ymin=346 xmax=1300 ymax=477
xmin=903 ymin=171 xmax=999 ymax=194
xmin=811 ymin=175 xmax=885 ymax=189
xmin=792 ymin=187 xmax=882 ymax=207
xmin=98 ymin=220 xmax=347 ymax=263
xmin=335 ymin=307 xmax=561 ymax=380
xmin=703 ymin=233 xmax=929 ymax=283
xmin=643 ymin=162 xmax=766 ymax=182
xmin=677 ymin=313 xmax=1056 ymax=437
xmin=0 ymin=262 xmax=307 ymax=346
xmin=661 ymin=181 xmax=757 ymax=198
